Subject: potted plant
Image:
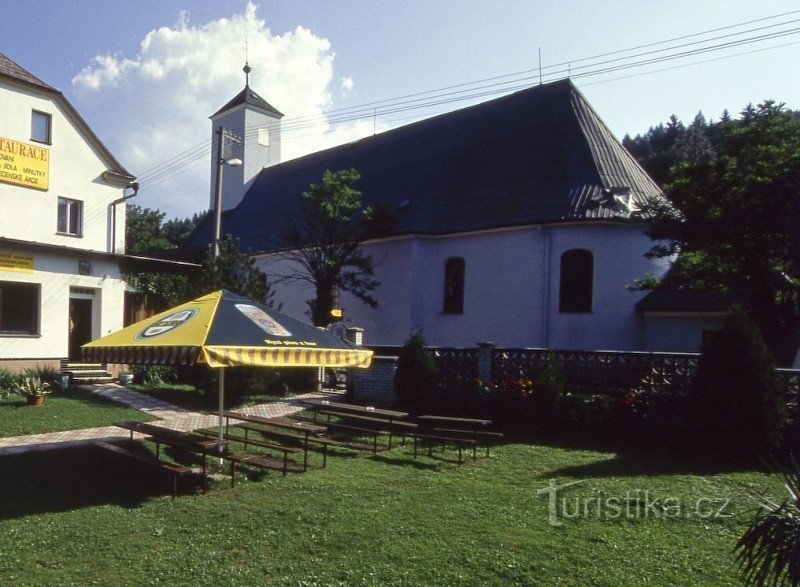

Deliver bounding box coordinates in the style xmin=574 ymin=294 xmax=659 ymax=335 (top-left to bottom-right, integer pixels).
xmin=14 ymin=375 xmax=51 ymax=406
xmin=119 ymin=371 xmax=134 ymax=386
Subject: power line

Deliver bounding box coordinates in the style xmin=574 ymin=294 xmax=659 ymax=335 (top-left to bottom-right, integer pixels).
xmin=136 ymin=15 xmax=800 ymax=185
xmin=135 ymin=13 xmax=800 ymax=189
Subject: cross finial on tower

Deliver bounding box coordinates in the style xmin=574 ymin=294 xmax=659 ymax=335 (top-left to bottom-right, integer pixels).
xmin=243 ymin=36 xmax=251 ymax=86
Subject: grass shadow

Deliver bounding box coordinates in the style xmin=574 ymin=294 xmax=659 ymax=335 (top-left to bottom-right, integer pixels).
xmin=0 ymin=445 xmax=193 ymax=521
xmin=370 ymin=453 xmax=441 ymax=470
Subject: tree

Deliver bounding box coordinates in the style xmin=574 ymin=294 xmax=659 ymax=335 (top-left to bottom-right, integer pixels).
xmin=126 ymin=204 xmax=174 ymax=255
xmin=395 ymin=331 xmax=440 ymax=411
xmin=275 ymin=168 xmax=394 ymax=327
xmin=163 ymin=211 xmax=207 ymax=246
xmin=690 ymin=308 xmax=786 ymax=457
xmin=124 ymin=204 xmax=192 ymax=308
xmin=193 ymin=235 xmax=277 ymax=306
xmin=639 ymin=101 xmax=800 ymax=364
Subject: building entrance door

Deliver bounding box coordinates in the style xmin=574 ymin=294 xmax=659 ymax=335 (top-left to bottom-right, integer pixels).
xmin=68 ymin=298 xmax=93 ymax=360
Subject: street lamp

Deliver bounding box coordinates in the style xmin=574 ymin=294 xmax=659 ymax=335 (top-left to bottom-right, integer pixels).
xmin=212 ymin=125 xmax=242 ymax=259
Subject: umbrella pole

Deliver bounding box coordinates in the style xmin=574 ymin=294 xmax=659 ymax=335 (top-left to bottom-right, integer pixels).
xmin=218 ymin=367 xmax=225 ymax=458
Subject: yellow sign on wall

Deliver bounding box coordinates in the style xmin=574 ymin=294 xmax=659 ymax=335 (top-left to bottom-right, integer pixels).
xmin=0 ymin=251 xmax=35 ymax=274
xmin=0 ymin=137 xmax=49 ymax=191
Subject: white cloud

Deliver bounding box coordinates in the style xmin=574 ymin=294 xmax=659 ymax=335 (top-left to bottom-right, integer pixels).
xmin=340 ymin=76 xmax=354 ymax=96
xmin=71 ymin=2 xmax=371 ymax=218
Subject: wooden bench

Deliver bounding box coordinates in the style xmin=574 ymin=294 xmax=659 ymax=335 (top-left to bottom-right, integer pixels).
xmin=410 ymin=433 xmax=478 ymax=465
xmin=92 ymin=440 xmax=193 ymax=499
xmin=236 ymin=423 xmax=379 ymax=463
xmin=429 ymin=427 xmax=504 ymax=457
xmin=224 ymin=452 xmax=304 ymax=487
xmin=195 ymin=430 xmax=301 ymax=475
xmin=291 ymin=415 xmax=390 ymax=454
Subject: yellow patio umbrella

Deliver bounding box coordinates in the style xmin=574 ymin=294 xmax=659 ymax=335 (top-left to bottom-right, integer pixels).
xmin=83 ymin=290 xmax=372 ymax=452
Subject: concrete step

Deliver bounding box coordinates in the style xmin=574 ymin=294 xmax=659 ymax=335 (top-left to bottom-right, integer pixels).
xmin=65 ymin=363 xmax=105 ymax=371
xmin=71 ymin=375 xmax=115 ymax=384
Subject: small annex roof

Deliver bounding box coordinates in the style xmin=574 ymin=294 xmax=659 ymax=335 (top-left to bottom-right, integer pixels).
xmin=211 ymin=84 xmax=284 ymax=119
xmin=185 ymin=78 xmax=665 ymax=254
xmin=636 ymin=286 xmax=747 ymax=313
xmin=0 ymin=53 xmax=134 ymax=182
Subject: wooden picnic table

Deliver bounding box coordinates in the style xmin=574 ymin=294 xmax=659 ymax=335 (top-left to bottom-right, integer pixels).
xmin=115 ymin=421 xmax=223 ymax=492
xmin=416 ymin=415 xmax=502 ymax=457
xmin=416 ymin=415 xmax=493 ymax=427
xmin=311 ymin=408 xmax=418 ymax=449
xmin=222 ymin=411 xmax=327 ymax=470
xmin=303 ymin=399 xmax=409 ymax=420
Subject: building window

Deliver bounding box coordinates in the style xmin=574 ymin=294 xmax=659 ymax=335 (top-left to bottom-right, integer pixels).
xmin=31 ymin=110 xmax=51 ymax=144
xmin=443 ymin=257 xmax=465 ymax=314
xmin=0 ymin=282 xmax=40 ymax=335
xmin=559 ymin=249 xmax=593 ymax=312
xmin=258 ymin=127 xmax=270 ymax=147
xmin=57 ymin=197 xmax=83 ymax=236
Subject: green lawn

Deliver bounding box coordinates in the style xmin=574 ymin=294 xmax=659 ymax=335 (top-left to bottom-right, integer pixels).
xmin=0 ymin=389 xmax=153 ymax=437
xmin=0 ymin=431 xmax=782 ymax=585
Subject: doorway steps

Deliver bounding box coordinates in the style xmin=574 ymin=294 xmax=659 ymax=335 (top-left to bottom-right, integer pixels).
xmin=61 ymin=361 xmax=115 ymax=385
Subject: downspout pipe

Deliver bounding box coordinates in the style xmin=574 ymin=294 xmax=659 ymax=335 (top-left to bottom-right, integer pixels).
xmin=110 ymin=182 xmax=139 ymax=254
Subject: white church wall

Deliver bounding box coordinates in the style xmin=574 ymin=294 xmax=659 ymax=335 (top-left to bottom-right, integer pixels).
xmin=638 ymin=313 xmax=725 ymax=353
xmin=545 ymin=223 xmax=672 ymax=351
xmin=258 ymin=222 xmax=675 ymax=352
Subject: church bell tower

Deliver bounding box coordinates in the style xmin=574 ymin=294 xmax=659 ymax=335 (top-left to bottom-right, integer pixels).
xmin=209 ymin=62 xmax=283 ymax=211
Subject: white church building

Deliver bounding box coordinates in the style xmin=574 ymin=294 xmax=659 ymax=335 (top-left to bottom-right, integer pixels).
xmin=184 ymin=75 xmax=727 ymax=354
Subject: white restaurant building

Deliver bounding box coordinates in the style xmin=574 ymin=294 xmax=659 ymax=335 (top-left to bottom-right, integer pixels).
xmin=0 ymin=53 xmax=188 ymax=372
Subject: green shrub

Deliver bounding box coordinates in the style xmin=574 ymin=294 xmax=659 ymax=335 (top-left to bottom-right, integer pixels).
xmin=533 ymin=351 xmax=565 ymax=420
xmin=21 ymin=365 xmax=60 ymax=390
xmin=395 ymin=332 xmax=440 ymax=411
xmin=0 ymin=367 xmax=16 ymax=396
xmin=735 ymin=458 xmax=800 ymax=586
xmin=132 ymin=365 xmax=178 ymax=387
xmin=691 ymin=308 xmax=786 ymax=458
xmin=13 ymin=375 xmax=51 ymax=399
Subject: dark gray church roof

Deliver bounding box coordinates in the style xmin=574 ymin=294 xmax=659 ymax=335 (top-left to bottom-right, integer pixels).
xmin=211 ymin=85 xmax=284 ymax=119
xmin=186 ymin=78 xmax=663 ymax=253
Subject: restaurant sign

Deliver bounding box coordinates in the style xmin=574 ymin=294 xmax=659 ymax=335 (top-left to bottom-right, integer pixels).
xmin=0 ymin=251 xmax=35 ymax=274
xmin=0 ymin=137 xmax=49 ymax=191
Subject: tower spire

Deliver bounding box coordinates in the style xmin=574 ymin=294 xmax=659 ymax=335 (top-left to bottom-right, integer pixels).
xmin=243 ymin=36 xmax=251 ymax=86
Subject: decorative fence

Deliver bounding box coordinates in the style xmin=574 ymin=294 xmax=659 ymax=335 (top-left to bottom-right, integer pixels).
xmin=491 ymin=348 xmax=700 ymax=396
xmin=430 ymin=347 xmax=479 ymax=382
xmin=364 ymin=345 xmax=800 ymax=400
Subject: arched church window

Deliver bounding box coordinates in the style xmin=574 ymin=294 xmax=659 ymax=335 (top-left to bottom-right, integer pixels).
xmin=559 ymin=249 xmax=593 ymax=312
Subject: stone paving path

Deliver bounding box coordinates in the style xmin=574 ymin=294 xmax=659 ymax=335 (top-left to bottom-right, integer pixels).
xmin=0 ymin=384 xmax=337 ymax=456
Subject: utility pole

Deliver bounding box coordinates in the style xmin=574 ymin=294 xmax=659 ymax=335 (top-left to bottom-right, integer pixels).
xmin=212 ymin=126 xmax=242 ymax=259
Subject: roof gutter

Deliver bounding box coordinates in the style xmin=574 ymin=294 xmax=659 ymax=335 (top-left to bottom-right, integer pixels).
xmin=110 ymin=182 xmax=139 ymax=254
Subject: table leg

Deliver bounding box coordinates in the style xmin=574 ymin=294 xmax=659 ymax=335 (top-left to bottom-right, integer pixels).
xmin=202 ymin=452 xmax=208 ymax=493
xmin=303 ymin=434 xmax=309 ymax=472
xmin=413 ymin=436 xmax=418 ymax=458
xmin=323 ymin=443 xmax=328 ymax=468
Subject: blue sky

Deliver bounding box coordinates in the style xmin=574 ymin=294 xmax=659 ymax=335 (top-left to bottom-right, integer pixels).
xmin=2 ymin=1 xmax=798 ymax=218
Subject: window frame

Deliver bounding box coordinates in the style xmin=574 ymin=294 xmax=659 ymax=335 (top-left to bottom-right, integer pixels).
xmin=0 ymin=281 xmax=41 ymax=337
xmin=30 ymin=110 xmax=52 ymax=145
xmin=442 ymin=257 xmax=465 ymax=315
xmin=558 ymin=249 xmax=594 ymax=313
xmin=57 ymin=197 xmax=84 ymax=237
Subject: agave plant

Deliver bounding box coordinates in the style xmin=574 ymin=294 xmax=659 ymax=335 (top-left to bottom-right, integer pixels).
xmin=735 ymin=458 xmax=800 ymax=586
xmin=14 ymin=375 xmax=52 ymax=399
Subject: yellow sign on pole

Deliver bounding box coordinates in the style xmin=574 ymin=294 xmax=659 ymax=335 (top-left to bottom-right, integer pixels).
xmin=0 ymin=137 xmax=49 ymax=191
xmin=0 ymin=251 xmax=35 ymax=273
